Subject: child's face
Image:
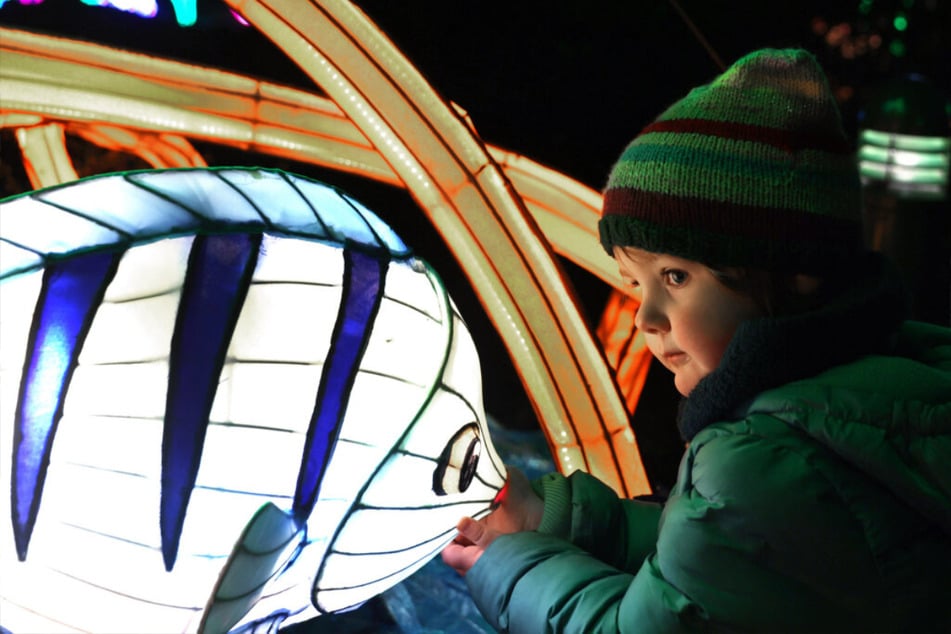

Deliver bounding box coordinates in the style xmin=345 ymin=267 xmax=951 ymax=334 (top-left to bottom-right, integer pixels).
xmin=613 ymin=246 xmax=763 ymax=397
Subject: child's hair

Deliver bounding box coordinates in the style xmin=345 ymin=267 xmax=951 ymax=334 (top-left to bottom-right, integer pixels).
xmin=598 ymin=48 xmax=865 ymax=281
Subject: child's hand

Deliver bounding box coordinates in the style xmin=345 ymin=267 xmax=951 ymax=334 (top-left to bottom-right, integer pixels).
xmin=440 ymin=516 xmax=497 ymax=576
xmin=441 ymin=467 xmax=543 ymax=575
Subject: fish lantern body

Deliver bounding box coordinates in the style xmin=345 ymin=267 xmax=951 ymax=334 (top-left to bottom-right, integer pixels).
xmin=0 ymin=168 xmax=507 ymax=633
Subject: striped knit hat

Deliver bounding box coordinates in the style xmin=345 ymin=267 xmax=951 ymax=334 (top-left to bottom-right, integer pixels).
xmin=599 ymin=48 xmax=863 ymax=273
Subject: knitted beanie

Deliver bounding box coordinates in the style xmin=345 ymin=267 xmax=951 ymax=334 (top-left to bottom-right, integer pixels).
xmin=599 ymin=48 xmax=863 ymax=274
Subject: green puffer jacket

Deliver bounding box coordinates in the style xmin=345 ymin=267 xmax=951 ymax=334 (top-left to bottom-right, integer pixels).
xmin=466 ymin=256 xmax=951 ymax=633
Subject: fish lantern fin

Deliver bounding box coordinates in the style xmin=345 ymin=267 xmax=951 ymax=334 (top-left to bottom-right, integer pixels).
xmin=199 ymin=502 xmax=305 ymax=634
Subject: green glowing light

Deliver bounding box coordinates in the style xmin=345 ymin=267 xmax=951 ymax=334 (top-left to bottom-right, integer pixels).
xmin=893 ymin=14 xmax=908 ymax=31
xmin=861 ymin=130 xmax=951 ymax=152
xmin=860 ymin=129 xmax=950 ymax=198
xmin=889 ymin=39 xmax=906 ymax=57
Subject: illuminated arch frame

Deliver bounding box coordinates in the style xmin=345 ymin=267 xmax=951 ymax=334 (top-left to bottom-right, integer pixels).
xmin=0 ymin=0 xmax=651 ymax=497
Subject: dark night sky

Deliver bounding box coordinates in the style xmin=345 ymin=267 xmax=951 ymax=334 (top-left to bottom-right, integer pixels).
xmin=352 ymin=1 xmax=822 ymax=189
xmin=354 ymin=0 xmax=837 ymax=187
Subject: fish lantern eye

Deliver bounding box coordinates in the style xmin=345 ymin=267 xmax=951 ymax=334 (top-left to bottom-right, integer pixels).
xmin=433 ymin=423 xmax=482 ymax=496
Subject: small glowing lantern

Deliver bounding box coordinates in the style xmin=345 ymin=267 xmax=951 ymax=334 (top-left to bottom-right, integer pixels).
xmin=859 ymin=74 xmax=950 ymax=324
xmin=859 ymin=129 xmax=950 ymax=200
xmin=859 ymin=74 xmax=950 ymax=201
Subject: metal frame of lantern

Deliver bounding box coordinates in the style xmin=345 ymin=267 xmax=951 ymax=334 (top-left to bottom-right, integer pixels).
xmin=0 ymin=0 xmax=650 ymax=497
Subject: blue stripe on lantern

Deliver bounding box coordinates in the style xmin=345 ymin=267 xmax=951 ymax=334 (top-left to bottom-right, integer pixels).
xmin=293 ymin=249 xmax=387 ymax=521
xmin=161 ymin=233 xmax=261 ymax=571
xmin=12 ymin=250 xmax=122 ymax=561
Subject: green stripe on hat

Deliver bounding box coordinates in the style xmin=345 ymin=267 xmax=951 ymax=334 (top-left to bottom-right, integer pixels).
xmin=607 ymin=135 xmax=859 ymax=217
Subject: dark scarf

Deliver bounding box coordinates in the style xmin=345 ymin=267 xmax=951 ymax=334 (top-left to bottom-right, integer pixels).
xmin=678 ymin=253 xmax=910 ymax=442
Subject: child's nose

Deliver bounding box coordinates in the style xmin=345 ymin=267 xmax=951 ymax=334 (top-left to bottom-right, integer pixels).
xmin=634 ymin=297 xmax=668 ymax=333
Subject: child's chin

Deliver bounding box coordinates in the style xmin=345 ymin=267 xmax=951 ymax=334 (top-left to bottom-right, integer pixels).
xmin=673 ymin=373 xmax=697 ymax=398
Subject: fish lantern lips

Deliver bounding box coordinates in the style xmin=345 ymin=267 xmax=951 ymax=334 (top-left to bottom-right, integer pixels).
xmin=491 ymin=480 xmax=509 ymax=509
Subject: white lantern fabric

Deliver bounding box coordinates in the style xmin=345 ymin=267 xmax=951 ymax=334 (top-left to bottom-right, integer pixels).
xmin=0 ymin=167 xmax=506 ymax=633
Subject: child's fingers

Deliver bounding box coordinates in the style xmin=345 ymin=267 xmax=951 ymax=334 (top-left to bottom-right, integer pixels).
xmin=456 ymin=516 xmax=487 ymax=546
xmin=441 ymin=539 xmax=479 ymax=576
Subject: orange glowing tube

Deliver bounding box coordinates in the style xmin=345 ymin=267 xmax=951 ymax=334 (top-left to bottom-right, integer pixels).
xmin=15 ymin=124 xmax=78 ymax=189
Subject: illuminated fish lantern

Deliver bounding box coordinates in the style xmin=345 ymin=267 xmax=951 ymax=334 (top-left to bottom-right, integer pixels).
xmin=0 ymin=167 xmax=507 ymax=633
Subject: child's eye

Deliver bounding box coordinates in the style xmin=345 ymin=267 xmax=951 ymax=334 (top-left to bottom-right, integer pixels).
xmin=664 ymin=269 xmax=688 ymax=286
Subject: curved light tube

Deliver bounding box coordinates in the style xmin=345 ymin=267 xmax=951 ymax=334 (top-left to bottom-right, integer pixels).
xmin=0 ymin=27 xmax=617 ymax=287
xmin=70 ymin=123 xmax=208 ymax=169
xmin=0 ymin=27 xmax=397 ymax=184
xmin=13 ymin=122 xmax=207 ymax=191
xmin=15 ymin=123 xmax=78 ymax=188
xmin=0 ymin=10 xmax=647 ymax=495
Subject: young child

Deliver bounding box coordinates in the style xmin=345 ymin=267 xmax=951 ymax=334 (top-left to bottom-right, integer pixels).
xmin=442 ymin=48 xmax=951 ymax=632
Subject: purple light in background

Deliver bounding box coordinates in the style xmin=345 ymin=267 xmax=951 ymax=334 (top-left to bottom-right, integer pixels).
xmin=230 ymin=9 xmax=249 ymax=26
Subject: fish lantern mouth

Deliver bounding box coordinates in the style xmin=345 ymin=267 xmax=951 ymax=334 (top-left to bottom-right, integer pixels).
xmin=432 ymin=422 xmax=482 ymax=495
xmin=491 ymin=481 xmax=509 ymax=509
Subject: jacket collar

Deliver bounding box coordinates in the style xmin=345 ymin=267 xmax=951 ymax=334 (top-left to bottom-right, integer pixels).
xmin=678 ymin=253 xmax=909 ymax=442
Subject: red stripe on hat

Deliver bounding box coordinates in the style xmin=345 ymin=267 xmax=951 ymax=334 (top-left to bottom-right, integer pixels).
xmin=603 ymin=188 xmax=859 ymax=244
xmin=641 ymin=119 xmax=852 ymax=154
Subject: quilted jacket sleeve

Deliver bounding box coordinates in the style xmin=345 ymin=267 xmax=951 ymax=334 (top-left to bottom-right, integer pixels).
xmin=465 ymin=532 xmax=706 ymax=633
xmin=465 ymin=469 xmax=707 ymax=633
xmin=464 ymin=417 xmax=891 ymax=633
xmin=530 ymin=470 xmax=662 ymax=572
